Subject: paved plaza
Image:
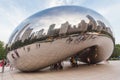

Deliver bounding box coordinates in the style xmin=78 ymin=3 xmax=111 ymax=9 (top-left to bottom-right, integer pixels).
xmin=0 ymin=61 xmax=120 ymax=80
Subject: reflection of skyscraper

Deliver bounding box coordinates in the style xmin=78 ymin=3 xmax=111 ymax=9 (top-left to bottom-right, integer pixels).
xmin=30 ymin=32 xmax=35 ymax=39
xmin=59 ymin=21 xmax=70 ymax=35
xmin=47 ymin=24 xmax=55 ymax=36
xmin=106 ymin=27 xmax=113 ymax=36
xmin=79 ymin=20 xmax=87 ymax=32
xmin=36 ymin=29 xmax=44 ymax=38
xmin=14 ymin=23 xmax=30 ymax=42
xmin=21 ymin=28 xmax=33 ymax=42
xmin=97 ymin=25 xmax=102 ymax=31
xmin=97 ymin=20 xmax=106 ymax=31
xmin=86 ymin=15 xmax=97 ymax=30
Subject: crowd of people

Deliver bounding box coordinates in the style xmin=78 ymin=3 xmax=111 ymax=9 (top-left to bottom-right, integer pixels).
xmin=49 ymin=57 xmax=79 ymax=71
xmin=66 ymin=34 xmax=97 ymax=44
xmin=50 ymin=62 xmax=63 ymax=70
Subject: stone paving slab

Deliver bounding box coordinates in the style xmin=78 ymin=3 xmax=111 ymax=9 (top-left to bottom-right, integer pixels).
xmin=0 ymin=61 xmax=120 ymax=80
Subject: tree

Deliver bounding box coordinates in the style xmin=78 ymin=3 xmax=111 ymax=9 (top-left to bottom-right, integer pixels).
xmin=110 ymin=44 xmax=120 ymax=59
xmin=0 ymin=41 xmax=6 ymax=60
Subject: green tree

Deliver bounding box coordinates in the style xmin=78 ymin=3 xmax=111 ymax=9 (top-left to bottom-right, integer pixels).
xmin=110 ymin=44 xmax=120 ymax=58
xmin=0 ymin=41 xmax=6 ymax=60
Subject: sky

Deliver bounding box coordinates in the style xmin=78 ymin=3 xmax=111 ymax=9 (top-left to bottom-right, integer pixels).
xmin=0 ymin=0 xmax=120 ymax=44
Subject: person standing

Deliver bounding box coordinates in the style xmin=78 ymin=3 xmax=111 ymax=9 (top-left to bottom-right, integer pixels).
xmin=1 ymin=59 xmax=5 ymax=73
xmin=70 ymin=57 xmax=78 ymax=67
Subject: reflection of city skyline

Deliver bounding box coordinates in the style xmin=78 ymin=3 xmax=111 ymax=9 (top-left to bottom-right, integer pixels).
xmin=9 ymin=15 xmax=113 ymax=44
xmin=47 ymin=15 xmax=112 ymax=37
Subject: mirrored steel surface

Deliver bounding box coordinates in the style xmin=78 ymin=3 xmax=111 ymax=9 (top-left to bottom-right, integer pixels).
xmin=6 ymin=6 xmax=114 ymax=72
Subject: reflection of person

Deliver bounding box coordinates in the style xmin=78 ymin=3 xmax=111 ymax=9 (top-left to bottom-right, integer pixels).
xmin=74 ymin=38 xmax=80 ymax=44
xmin=9 ymin=64 xmax=14 ymax=71
xmin=95 ymin=53 xmax=97 ymax=58
xmin=82 ymin=34 xmax=88 ymax=41
xmin=11 ymin=54 xmax=16 ymax=60
xmin=5 ymin=59 xmax=10 ymax=67
xmin=14 ymin=50 xmax=20 ymax=58
xmin=50 ymin=64 xmax=57 ymax=70
xmin=66 ymin=36 xmax=73 ymax=44
xmin=87 ymin=57 xmax=91 ymax=65
xmin=74 ymin=35 xmax=83 ymax=43
xmin=36 ymin=43 xmax=40 ymax=48
xmin=27 ymin=46 xmax=30 ymax=52
xmin=70 ymin=57 xmax=78 ymax=67
xmin=88 ymin=35 xmax=93 ymax=39
xmin=50 ymin=62 xmax=63 ymax=70
xmin=80 ymin=35 xmax=85 ymax=41
xmin=23 ymin=47 xmax=25 ymax=51
xmin=39 ymin=43 xmax=40 ymax=48
xmin=36 ymin=43 xmax=38 ymax=48
xmin=57 ymin=62 xmax=63 ymax=70
xmin=92 ymin=36 xmax=97 ymax=39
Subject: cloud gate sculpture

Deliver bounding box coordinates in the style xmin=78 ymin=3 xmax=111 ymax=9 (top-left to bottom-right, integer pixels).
xmin=6 ymin=6 xmax=115 ymax=72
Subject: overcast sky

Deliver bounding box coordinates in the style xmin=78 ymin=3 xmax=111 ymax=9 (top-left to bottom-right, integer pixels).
xmin=0 ymin=0 xmax=120 ymax=44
